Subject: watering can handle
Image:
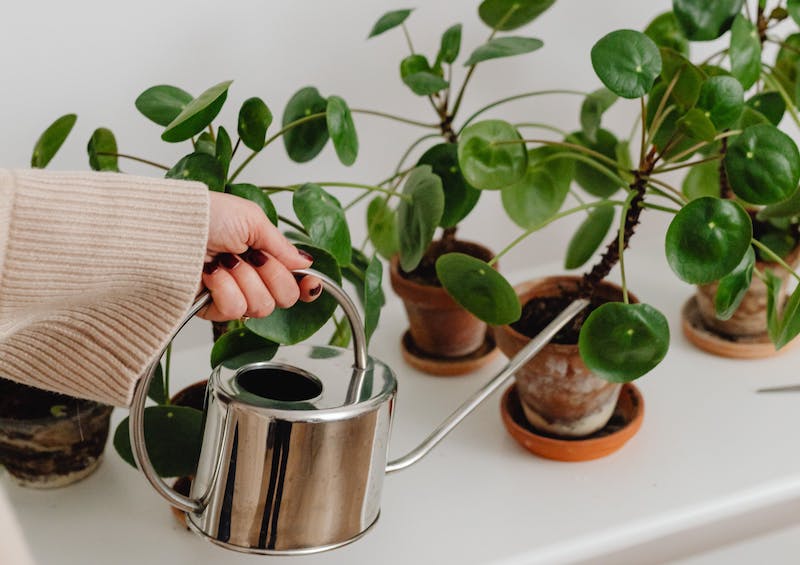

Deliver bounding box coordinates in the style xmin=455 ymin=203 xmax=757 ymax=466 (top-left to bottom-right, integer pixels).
xmin=129 ymin=268 xmax=369 ymax=514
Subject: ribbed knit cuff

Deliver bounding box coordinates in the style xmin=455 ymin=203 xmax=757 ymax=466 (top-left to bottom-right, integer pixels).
xmin=0 ymin=170 xmax=209 ymax=406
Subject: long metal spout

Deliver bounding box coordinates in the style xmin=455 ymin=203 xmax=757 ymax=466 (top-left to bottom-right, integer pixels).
xmin=385 ymin=298 xmax=589 ymax=474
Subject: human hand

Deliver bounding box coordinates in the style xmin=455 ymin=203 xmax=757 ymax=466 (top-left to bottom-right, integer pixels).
xmin=199 ymin=191 xmax=321 ymax=321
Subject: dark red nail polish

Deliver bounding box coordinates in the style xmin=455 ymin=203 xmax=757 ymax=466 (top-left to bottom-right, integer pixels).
xmin=244 ymin=249 xmax=269 ymax=267
xmin=203 ymin=260 xmax=219 ymax=275
xmin=298 ymin=250 xmax=314 ymax=262
xmin=219 ymin=253 xmax=240 ymax=270
xmin=309 ymin=284 xmax=322 ymax=297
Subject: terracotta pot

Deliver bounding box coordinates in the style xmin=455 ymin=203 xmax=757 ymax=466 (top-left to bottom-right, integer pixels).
xmin=0 ymin=379 xmax=112 ymax=488
xmin=390 ymin=240 xmax=494 ymax=360
xmin=694 ymin=245 xmax=800 ymax=338
xmin=494 ymin=276 xmax=636 ymax=438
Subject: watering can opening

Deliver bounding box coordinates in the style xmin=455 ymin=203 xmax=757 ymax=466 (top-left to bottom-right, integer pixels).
xmin=235 ymin=366 xmax=323 ymax=403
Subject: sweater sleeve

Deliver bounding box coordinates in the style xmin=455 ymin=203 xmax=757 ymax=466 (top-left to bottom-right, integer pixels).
xmin=0 ymin=169 xmax=209 ymax=406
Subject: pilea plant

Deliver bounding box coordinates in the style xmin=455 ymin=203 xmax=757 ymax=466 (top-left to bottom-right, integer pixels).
xmin=438 ymin=15 xmax=800 ymax=384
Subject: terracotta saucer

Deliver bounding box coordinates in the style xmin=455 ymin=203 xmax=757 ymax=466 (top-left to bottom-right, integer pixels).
xmin=500 ymin=383 xmax=644 ymax=462
xmin=681 ymin=296 xmax=799 ymax=359
xmin=400 ymin=330 xmax=499 ymax=376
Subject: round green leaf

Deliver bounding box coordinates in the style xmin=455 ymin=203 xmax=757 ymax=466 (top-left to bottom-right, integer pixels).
xmin=162 ymin=80 xmax=232 ymax=143
xmin=135 ymin=85 xmax=193 ymax=127
xmin=238 ymin=97 xmax=273 ymax=152
xmin=402 ymin=72 xmax=449 ymax=96
xmin=478 ymin=0 xmax=556 ymax=31
xmin=397 ymin=165 xmax=445 ymax=272
xmin=326 ymin=96 xmax=359 ymax=166
xmin=644 ymin=12 xmax=689 ymax=57
xmin=564 ymin=206 xmax=615 ymax=269
xmin=682 ymin=159 xmax=720 ymax=200
xmin=715 ymin=246 xmax=755 ymax=320
xmin=665 ymin=196 xmax=752 ymax=284
xmin=730 ymin=15 xmax=761 ymax=91
xmin=579 ymin=303 xmax=670 ymax=383
xmin=580 ymin=88 xmax=618 ymax=144
xmin=436 ymin=23 xmax=462 ymax=65
xmin=216 ymin=126 xmax=233 ymax=178
xmin=228 ymin=183 xmax=277 ymax=225
xmin=725 ymin=124 xmax=800 ymax=205
xmin=458 ymin=120 xmax=527 ymax=190
xmin=166 ymin=153 xmax=225 ymax=191
xmin=591 ymin=30 xmax=662 ymax=99
xmin=401 ymin=54 xmax=432 ymax=78
xmin=436 ymin=253 xmax=520 ymax=325
xmin=463 ymin=36 xmax=543 ymax=67
xmin=367 ymin=196 xmax=399 ymax=260
xmin=368 ymin=8 xmax=413 ymax=38
xmin=568 ymin=129 xmax=624 ymax=197
xmin=746 ymin=92 xmax=785 ymax=126
xmin=210 ymin=327 xmax=278 ymax=368
xmin=113 ymin=405 xmax=203 ymax=478
xmin=697 ymin=76 xmax=744 ymax=130
xmin=677 ymin=108 xmax=717 ymax=142
xmin=31 ymin=114 xmax=77 ymax=168
xmin=673 ymin=0 xmax=744 ymax=41
xmin=87 ymin=128 xmax=119 ymax=172
xmin=293 ymin=183 xmax=351 ymax=266
xmin=245 ymin=244 xmax=341 ymax=344
xmin=417 ymin=143 xmax=480 ymax=228
xmin=282 ymin=86 xmax=329 ymax=163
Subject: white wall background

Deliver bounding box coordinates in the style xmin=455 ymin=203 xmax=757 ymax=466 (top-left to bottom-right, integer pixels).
xmin=0 ymin=0 xmax=788 ymax=276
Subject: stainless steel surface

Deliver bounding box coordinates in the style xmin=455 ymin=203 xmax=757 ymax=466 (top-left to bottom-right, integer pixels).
xmin=386 ymin=298 xmax=589 ymax=473
xmin=756 ymin=384 xmax=800 ymax=393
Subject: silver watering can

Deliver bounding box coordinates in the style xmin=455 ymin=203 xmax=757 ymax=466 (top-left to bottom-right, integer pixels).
xmin=130 ymin=268 xmax=587 ymax=555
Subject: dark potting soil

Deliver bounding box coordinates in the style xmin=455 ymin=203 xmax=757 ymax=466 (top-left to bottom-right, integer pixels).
xmin=512 ymin=293 xmax=613 ymax=345
xmin=400 ymin=239 xmax=493 ymax=286
xmin=0 ymin=378 xmax=88 ymax=420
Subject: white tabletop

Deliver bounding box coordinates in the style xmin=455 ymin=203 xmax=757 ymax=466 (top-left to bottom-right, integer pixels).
xmin=6 ymin=257 xmax=800 ymax=564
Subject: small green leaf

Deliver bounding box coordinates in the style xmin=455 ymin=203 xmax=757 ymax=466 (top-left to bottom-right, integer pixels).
xmin=458 ymin=120 xmax=527 ymax=190
xmin=397 ymin=165 xmax=445 ymax=272
xmin=402 ymin=72 xmax=449 ymax=96
xmin=293 ymin=184 xmax=351 ymax=266
xmin=665 ymin=196 xmax=752 ymax=284
xmin=146 ymin=363 xmax=167 ymax=405
xmin=735 ymin=106 xmax=771 ymax=129
xmin=774 ymin=280 xmax=800 ymax=349
xmin=162 ymin=80 xmax=232 ymax=143
xmin=757 ymin=230 xmax=796 ymax=261
xmin=436 ymin=24 xmax=462 ymax=65
xmin=579 ymin=303 xmax=669 ymax=382
xmin=135 ymin=85 xmax=193 ymax=127
xmin=682 ymin=159 xmax=720 ymax=200
xmin=326 ymin=96 xmax=359 ymax=166
xmin=478 ymin=0 xmax=556 ymax=31
xmin=790 ymin=0 xmax=800 ymax=25
xmin=644 ymin=12 xmax=689 ymax=57
xmin=757 ymin=188 xmax=800 ymax=220
xmin=113 ymin=406 xmax=203 ymax=478
xmin=697 ymin=76 xmax=744 ymax=130
xmin=364 ymin=255 xmax=384 ymax=344
xmin=210 ymin=327 xmax=277 ymax=368
xmin=216 ymin=126 xmax=232 ymax=178
xmin=195 ymin=132 xmax=216 ymax=156
xmin=659 ymin=47 xmax=705 ymax=110
xmin=87 ymin=128 xmax=119 ymax=172
xmin=228 ymin=183 xmax=278 ymax=225
xmin=417 ymin=143 xmax=480 ymax=228
xmin=400 ymin=54 xmax=431 ymax=78
xmin=568 ymin=129 xmax=624 ymax=197
xmin=775 ymin=34 xmax=800 ymax=107
xmin=367 ymin=197 xmax=399 ymax=259
xmin=368 ymin=8 xmax=413 ymax=38
xmin=501 ymin=148 xmax=572 ymax=230
xmin=238 ymin=97 xmax=273 ymax=152
xmin=591 ymin=30 xmax=662 ymax=99
xmin=166 ymin=153 xmax=225 ymax=191
xmin=463 ymin=36 xmax=543 ymax=66
xmin=730 ymin=15 xmax=761 ymax=91
xmin=564 ymin=206 xmax=616 ymax=269
xmin=282 ymin=87 xmax=329 ymax=163
xmin=725 ymin=124 xmax=800 ymax=205
xmin=677 ymin=108 xmax=717 ymax=142
xmin=580 ymin=88 xmax=618 ymax=145
xmin=746 ymin=92 xmax=785 ymax=126
xmin=31 ymin=114 xmax=77 ymax=168
xmin=436 ymin=253 xmax=520 ymax=325
xmin=673 ymin=0 xmax=744 ymax=41
xmin=715 ymin=246 xmax=755 ymax=320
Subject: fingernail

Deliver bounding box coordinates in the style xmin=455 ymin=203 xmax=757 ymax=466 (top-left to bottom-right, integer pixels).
xmin=203 ymin=260 xmax=219 ymax=275
xmin=244 ymin=249 xmax=269 ymax=268
xmin=219 ymin=253 xmax=240 ymax=270
xmin=309 ymin=284 xmax=322 ymax=297
xmin=298 ymin=250 xmax=314 ymax=262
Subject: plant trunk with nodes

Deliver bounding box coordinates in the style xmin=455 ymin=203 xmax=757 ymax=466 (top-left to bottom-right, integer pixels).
xmin=718 ymin=137 xmax=733 ymax=199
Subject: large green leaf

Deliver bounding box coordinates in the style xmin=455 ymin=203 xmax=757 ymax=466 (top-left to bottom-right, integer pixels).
xmin=326 ymin=96 xmax=359 ymax=166
xmin=367 ymin=196 xmax=399 ymax=259
xmin=113 ymin=405 xmax=203 ymax=478
xmin=729 ymin=15 xmax=761 ymax=91
xmin=715 ymin=246 xmax=755 ymax=320
xmin=397 ymin=165 xmax=445 ymax=272
xmin=697 ymin=76 xmax=744 ymax=130
xmin=673 ymin=0 xmax=744 ymax=41
xmin=293 ymin=183 xmax=351 ymax=266
xmin=580 ymin=88 xmax=618 ymax=144
xmin=245 ymin=245 xmax=340 ymax=344
xmin=31 ymin=114 xmax=77 ymax=168
xmin=166 ymin=153 xmax=225 ymax=191
xmin=682 ymin=159 xmax=720 ymax=200
xmin=238 ymin=97 xmax=272 ymax=151
xmin=725 ymin=124 xmax=800 ymax=205
xmin=282 ymin=87 xmax=329 ymax=163
xmin=463 ymin=36 xmax=543 ymax=66
xmin=228 ymin=183 xmax=278 ymax=225
xmin=368 ymin=9 xmax=413 ymax=38
xmin=659 ymin=47 xmax=705 ymax=110
xmin=436 ymin=253 xmax=520 ymax=325
xmin=210 ymin=327 xmax=278 ymax=368
xmin=458 ymin=120 xmax=527 ymax=190
xmin=568 ymin=129 xmax=624 ymax=197
xmin=665 ymin=196 xmax=752 ymax=284
xmin=564 ymin=206 xmax=615 ymax=269
xmin=162 ymin=81 xmax=232 ymax=143
xmin=364 ymin=255 xmax=384 ymax=344
xmin=579 ymin=302 xmax=670 ymax=382
xmin=436 ymin=23 xmax=462 ymax=65
xmin=135 ymin=85 xmax=193 ymax=127
xmin=591 ymin=30 xmax=662 ymax=99
xmin=417 ymin=143 xmax=480 ymax=228
xmin=87 ymin=128 xmax=119 ymax=172
xmin=644 ymin=12 xmax=689 ymax=57
xmin=746 ymin=92 xmax=785 ymax=126
xmin=478 ymin=0 xmax=556 ymax=31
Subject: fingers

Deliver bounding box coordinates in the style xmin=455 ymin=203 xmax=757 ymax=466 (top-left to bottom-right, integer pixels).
xmin=240 ymin=249 xmax=298 ymax=309
xmin=247 ymin=214 xmax=314 ymax=270
xmin=219 ymin=254 xmax=277 ymax=318
xmin=198 ymin=261 xmax=246 ymax=322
